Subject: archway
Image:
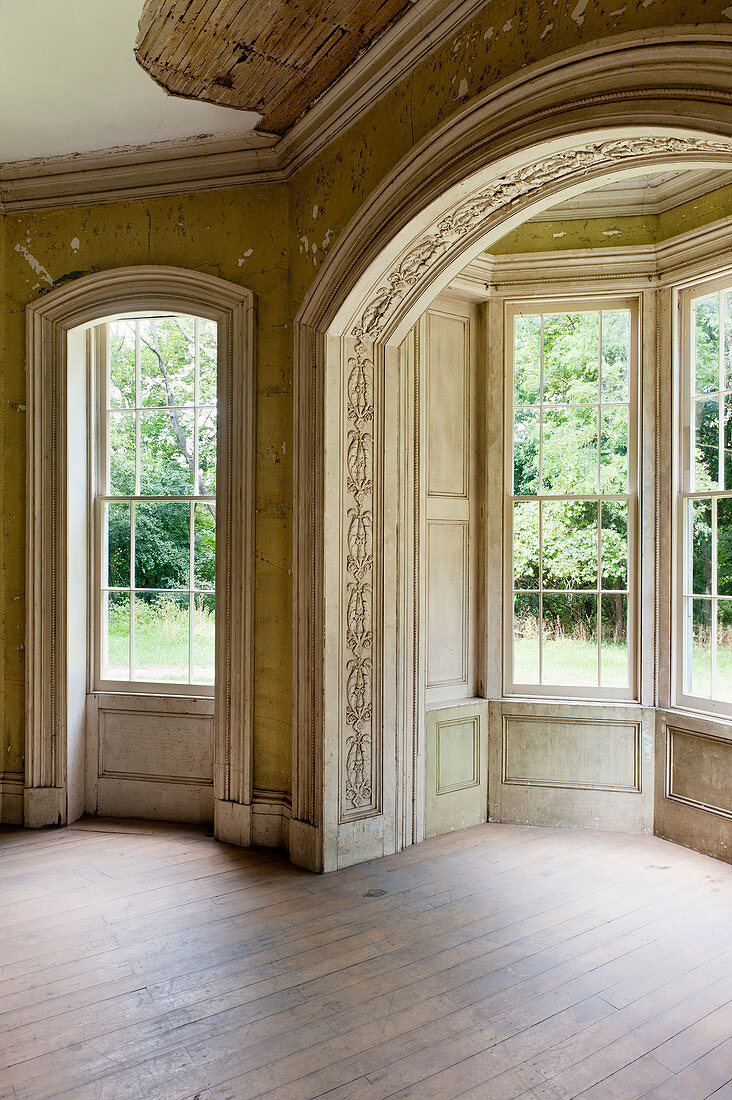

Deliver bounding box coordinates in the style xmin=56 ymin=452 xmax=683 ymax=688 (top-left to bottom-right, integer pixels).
xmin=291 ymin=35 xmax=732 ymax=871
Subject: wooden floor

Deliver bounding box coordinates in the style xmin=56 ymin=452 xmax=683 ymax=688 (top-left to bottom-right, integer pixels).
xmin=0 ymin=822 xmax=731 ymax=1100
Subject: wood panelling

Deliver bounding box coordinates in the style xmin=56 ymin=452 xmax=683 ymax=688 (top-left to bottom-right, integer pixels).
xmin=666 ymin=727 xmax=732 ymax=821
xmin=502 ymin=714 xmax=641 ymax=794
xmin=91 ymin=696 xmax=214 ymax=825
xmin=426 ymin=520 xmax=469 ymax=688
xmin=425 ymin=703 xmax=488 ymax=838
xmin=99 ymin=709 xmax=213 ymax=785
xmin=427 ymin=310 xmax=469 ymax=498
xmin=421 ymin=297 xmax=478 ymax=705
xmin=135 ymin=0 xmax=412 ymax=135
xmin=437 ymin=715 xmax=480 ymax=794
xmin=492 ymin=705 xmax=654 ymax=835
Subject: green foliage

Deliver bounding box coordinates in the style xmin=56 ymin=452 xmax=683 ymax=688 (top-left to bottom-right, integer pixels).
xmin=106 ymin=316 xmax=217 ymax=593
xmin=512 ymin=310 xmax=631 ymax=649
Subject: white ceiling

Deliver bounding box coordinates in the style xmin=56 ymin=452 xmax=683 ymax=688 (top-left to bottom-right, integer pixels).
xmin=0 ymin=0 xmax=264 ymax=164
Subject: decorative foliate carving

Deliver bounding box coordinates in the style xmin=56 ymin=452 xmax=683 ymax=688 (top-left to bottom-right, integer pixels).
xmin=340 ymin=134 xmax=732 ymax=814
xmin=343 ymin=335 xmax=376 ymax=812
xmin=356 ymin=136 xmax=732 ymax=340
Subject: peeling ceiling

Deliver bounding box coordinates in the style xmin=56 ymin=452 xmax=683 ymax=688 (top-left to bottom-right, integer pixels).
xmin=0 ymin=0 xmax=264 ymax=163
xmin=135 ymin=0 xmax=414 ymax=135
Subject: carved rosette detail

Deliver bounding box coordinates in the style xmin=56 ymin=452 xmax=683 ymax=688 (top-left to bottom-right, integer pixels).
xmin=340 ymin=134 xmax=732 ymax=813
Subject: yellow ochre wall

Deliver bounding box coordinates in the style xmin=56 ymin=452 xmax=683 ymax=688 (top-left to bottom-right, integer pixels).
xmin=2 ymin=0 xmax=731 ymax=795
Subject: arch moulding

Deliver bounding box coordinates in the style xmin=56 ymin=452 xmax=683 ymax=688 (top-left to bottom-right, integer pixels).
xmin=25 ymin=266 xmax=256 ymax=846
xmin=291 ymin=34 xmax=732 ymax=872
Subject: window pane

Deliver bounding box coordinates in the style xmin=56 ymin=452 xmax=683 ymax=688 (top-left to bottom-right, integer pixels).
xmin=600 ymin=594 xmax=628 ymax=688
xmin=108 ymin=412 xmax=136 ymax=495
xmin=106 ymin=502 xmax=131 ymax=587
xmin=513 ymin=501 xmax=539 ymax=589
xmin=600 ymin=406 xmax=628 ymax=493
xmin=139 ymin=317 xmax=195 ymax=407
xmin=199 ymin=319 xmax=218 ymax=404
xmin=513 ymin=408 xmax=539 ymax=495
xmin=104 ymin=591 xmax=130 ymax=680
xmin=513 ymin=593 xmax=539 ymax=684
xmin=717 ymin=498 xmax=732 ymax=597
xmin=198 ymin=407 xmax=218 ymax=496
xmin=542 ymin=500 xmax=598 ymax=590
xmin=139 ymin=408 xmax=195 ymax=494
xmin=194 ymin=503 xmax=216 ymax=590
xmin=542 ymin=593 xmax=598 ymax=686
xmin=108 ymin=321 xmax=135 ymax=409
xmin=724 ymin=392 xmax=732 ymax=491
xmin=694 ymin=397 xmax=719 ymax=491
xmin=542 ymin=406 xmax=597 ymax=495
xmin=688 ymin=597 xmax=712 ymax=697
xmin=513 ymin=314 xmax=541 ymax=404
xmin=725 ymin=290 xmax=732 ymax=392
xmin=543 ymin=312 xmax=599 ymax=404
xmin=601 ymin=502 xmax=628 ymax=591
xmin=135 ymin=502 xmax=190 ymax=590
xmin=193 ymin=593 xmax=215 ymax=684
xmin=601 ymin=309 xmax=630 ymax=402
xmin=692 ymin=294 xmax=719 ymax=396
xmin=133 ymin=593 xmax=189 ymax=683
xmin=689 ymin=498 xmax=712 ymax=595
xmin=717 ymin=601 xmax=732 ymax=701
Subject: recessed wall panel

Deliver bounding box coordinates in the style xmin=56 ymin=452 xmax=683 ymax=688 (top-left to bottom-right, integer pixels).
xmin=427 ymin=520 xmax=468 ymax=688
xmin=667 ymin=728 xmax=732 ymax=819
xmin=427 ymin=311 xmax=468 ymax=498
xmin=99 ymin=707 xmax=213 ymax=784
xmin=502 ymin=715 xmax=641 ymax=792
xmin=437 ymin=716 xmax=480 ymax=794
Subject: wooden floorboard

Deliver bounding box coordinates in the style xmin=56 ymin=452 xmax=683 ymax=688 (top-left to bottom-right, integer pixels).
xmin=0 ymin=820 xmax=730 ymax=1099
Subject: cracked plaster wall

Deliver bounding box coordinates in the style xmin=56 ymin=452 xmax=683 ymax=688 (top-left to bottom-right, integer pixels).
xmin=1 ymin=0 xmax=732 ymax=803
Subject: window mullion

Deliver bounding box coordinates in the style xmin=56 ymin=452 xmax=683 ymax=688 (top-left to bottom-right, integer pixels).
xmin=189 ymin=501 xmax=195 ymax=684
xmin=129 ymin=500 xmax=136 ymax=682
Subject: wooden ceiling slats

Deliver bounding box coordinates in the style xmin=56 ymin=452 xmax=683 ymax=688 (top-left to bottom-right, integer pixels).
xmin=135 ymin=0 xmax=412 ymax=132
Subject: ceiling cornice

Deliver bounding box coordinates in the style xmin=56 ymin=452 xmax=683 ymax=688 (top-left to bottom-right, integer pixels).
xmin=0 ymin=0 xmax=486 ymax=214
xmin=530 ymin=167 xmax=732 ymax=220
xmin=446 ymin=213 xmax=732 ymax=300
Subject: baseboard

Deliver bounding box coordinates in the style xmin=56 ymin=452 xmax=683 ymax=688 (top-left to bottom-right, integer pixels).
xmin=214 ymin=798 xmax=252 ymax=847
xmin=252 ymin=789 xmax=292 ymax=848
xmin=288 ymin=817 xmax=323 ymax=872
xmin=0 ymin=773 xmax=24 ymax=825
xmin=23 ymin=785 xmax=65 ymax=827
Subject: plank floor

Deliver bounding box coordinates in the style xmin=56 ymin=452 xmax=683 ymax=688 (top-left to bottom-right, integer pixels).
xmin=0 ymin=820 xmax=730 ymax=1099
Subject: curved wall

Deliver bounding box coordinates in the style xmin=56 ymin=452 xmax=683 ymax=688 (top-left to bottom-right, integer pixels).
xmin=0 ymin=5 xmax=731 ymax=864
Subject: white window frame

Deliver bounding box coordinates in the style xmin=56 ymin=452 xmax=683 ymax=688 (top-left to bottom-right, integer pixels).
xmin=675 ymin=272 xmax=732 ymax=717
xmin=92 ymin=313 xmax=217 ymax=697
xmin=503 ymin=295 xmax=640 ymax=701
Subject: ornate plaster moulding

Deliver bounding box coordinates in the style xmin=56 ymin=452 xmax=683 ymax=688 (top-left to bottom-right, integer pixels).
xmin=448 ymin=214 xmax=732 ymax=300
xmin=332 ymin=135 xmax=732 ymax=346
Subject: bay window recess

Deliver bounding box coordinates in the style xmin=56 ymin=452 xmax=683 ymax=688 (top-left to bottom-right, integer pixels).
xmin=505 ymin=299 xmax=639 ymax=699
xmin=677 ymin=278 xmax=732 ymax=712
xmin=95 ymin=313 xmax=218 ymax=694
